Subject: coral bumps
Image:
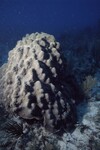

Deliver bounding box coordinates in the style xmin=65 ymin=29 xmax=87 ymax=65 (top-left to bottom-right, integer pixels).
xmin=3 ymin=33 xmax=76 ymax=129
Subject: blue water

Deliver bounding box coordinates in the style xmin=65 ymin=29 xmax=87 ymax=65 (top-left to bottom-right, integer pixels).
xmin=0 ymin=0 xmax=100 ymax=65
xmin=0 ymin=0 xmax=100 ymax=42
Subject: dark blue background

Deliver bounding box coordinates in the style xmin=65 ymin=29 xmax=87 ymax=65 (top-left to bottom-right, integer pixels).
xmin=0 ymin=0 xmax=100 ymax=43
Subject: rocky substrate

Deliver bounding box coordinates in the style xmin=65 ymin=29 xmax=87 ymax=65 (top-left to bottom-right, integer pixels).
xmin=0 ymin=32 xmax=99 ymax=150
xmin=0 ymin=80 xmax=99 ymax=150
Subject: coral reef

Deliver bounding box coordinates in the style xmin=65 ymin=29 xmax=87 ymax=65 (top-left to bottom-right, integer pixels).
xmin=1 ymin=32 xmax=79 ymax=129
xmin=0 ymin=30 xmax=99 ymax=150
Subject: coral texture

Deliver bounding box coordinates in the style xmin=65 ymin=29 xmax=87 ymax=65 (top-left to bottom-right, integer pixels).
xmin=3 ymin=32 xmax=76 ymax=129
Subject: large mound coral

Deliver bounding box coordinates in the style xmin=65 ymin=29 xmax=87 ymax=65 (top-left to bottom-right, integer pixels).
xmin=3 ymin=32 xmax=78 ymax=129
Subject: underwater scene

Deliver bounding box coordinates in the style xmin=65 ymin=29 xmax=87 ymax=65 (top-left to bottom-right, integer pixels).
xmin=0 ymin=0 xmax=100 ymax=149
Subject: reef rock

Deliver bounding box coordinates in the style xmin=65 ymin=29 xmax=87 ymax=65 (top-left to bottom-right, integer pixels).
xmin=1 ymin=32 xmax=78 ymax=129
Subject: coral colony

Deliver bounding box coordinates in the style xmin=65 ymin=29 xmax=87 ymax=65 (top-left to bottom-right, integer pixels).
xmin=0 ymin=32 xmax=100 ymax=150
xmin=3 ymin=33 xmax=78 ymax=129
